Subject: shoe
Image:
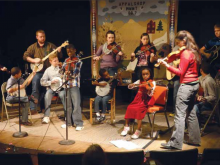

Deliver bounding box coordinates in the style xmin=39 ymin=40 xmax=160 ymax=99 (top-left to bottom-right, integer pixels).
xmin=131 ymin=129 xmax=142 ymax=139
xmin=42 ymin=117 xmax=50 ymax=124
xmin=38 ymin=109 xmax=45 ymax=113
xmin=161 ymin=143 xmax=179 ymax=149
xmin=30 ymin=110 xmax=38 ymax=115
xmin=121 ymin=126 xmax=130 ymax=136
xmin=183 ymin=140 xmax=200 ymax=146
xmin=76 ymin=126 xmax=84 ymax=131
xmin=21 ymin=121 xmax=33 ymax=126
xmin=61 ymin=124 xmax=73 ymax=128
xmin=169 ymin=113 xmax=175 ymax=117
xmin=95 ymin=116 xmax=101 ymax=122
xmin=29 ymin=95 xmax=38 ymax=104
xmin=99 ymin=116 xmax=106 ymax=122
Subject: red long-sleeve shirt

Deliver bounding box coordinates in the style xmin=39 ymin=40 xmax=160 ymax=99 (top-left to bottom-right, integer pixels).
xmin=167 ymin=50 xmax=198 ymax=84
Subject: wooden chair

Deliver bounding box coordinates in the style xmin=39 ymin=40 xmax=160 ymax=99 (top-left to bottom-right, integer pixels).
xmin=90 ymin=88 xmax=116 ymax=124
xmin=146 ymin=85 xmax=170 ymax=138
xmin=1 ymin=82 xmax=32 ymax=125
xmin=201 ymin=148 xmax=220 ymax=165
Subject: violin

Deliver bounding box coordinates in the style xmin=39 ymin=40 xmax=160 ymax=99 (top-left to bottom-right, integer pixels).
xmin=154 ymin=46 xmax=186 ymax=67
xmin=65 ymin=57 xmax=78 ymax=72
xmin=130 ymin=80 xmax=154 ymax=90
xmin=107 ymin=42 xmax=122 ymax=55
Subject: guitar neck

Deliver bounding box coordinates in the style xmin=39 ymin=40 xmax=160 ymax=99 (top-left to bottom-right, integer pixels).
xmin=22 ymin=72 xmax=34 ymax=87
xmin=108 ymin=74 xmax=118 ymax=84
xmin=41 ymin=46 xmax=61 ymax=62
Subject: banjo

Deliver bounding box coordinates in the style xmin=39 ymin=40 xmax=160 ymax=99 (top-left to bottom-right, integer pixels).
xmin=30 ymin=41 xmax=69 ymax=72
xmin=95 ymin=73 xmax=118 ymax=96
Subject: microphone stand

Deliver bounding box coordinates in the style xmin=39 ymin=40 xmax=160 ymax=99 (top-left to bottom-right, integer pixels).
xmin=55 ymin=76 xmax=75 ymax=145
xmin=7 ymin=76 xmax=28 ymax=138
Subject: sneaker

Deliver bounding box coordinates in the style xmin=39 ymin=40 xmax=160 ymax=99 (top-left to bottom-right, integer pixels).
xmin=121 ymin=126 xmax=130 ymax=136
xmin=95 ymin=116 xmax=101 ymax=122
xmin=169 ymin=113 xmax=175 ymax=117
xmin=61 ymin=124 xmax=73 ymax=128
xmin=76 ymin=126 xmax=84 ymax=131
xmin=131 ymin=129 xmax=142 ymax=139
xmin=99 ymin=116 xmax=106 ymax=122
xmin=42 ymin=117 xmax=50 ymax=124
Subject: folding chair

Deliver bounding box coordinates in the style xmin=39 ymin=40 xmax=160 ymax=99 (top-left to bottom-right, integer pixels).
xmin=0 ymin=153 xmax=33 ymax=165
xmin=201 ymin=148 xmax=220 ymax=165
xmin=200 ymin=85 xmax=220 ymax=136
xmin=146 ymin=85 xmax=170 ymax=138
xmin=90 ymin=88 xmax=116 ymax=124
xmin=1 ymin=82 xmax=32 ymax=125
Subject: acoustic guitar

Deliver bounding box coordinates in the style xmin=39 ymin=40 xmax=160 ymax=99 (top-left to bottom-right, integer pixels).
xmin=203 ymin=45 xmax=220 ymax=64
xmin=30 ymin=41 xmax=69 ymax=72
xmin=166 ymin=59 xmax=180 ymax=80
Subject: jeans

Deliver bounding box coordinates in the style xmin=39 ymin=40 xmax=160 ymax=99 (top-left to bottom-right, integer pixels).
xmin=102 ymin=67 xmax=117 ymax=76
xmin=94 ymin=95 xmax=112 ymax=114
xmin=44 ymin=89 xmax=65 ymax=117
xmin=30 ymin=72 xmax=45 ymax=111
xmin=6 ymin=95 xmax=29 ymax=122
xmin=168 ymin=83 xmax=200 ymax=149
xmin=64 ymin=87 xmax=83 ymax=126
xmin=173 ymin=78 xmax=180 ymax=113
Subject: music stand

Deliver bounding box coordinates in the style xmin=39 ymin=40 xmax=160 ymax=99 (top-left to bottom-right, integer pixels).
xmin=54 ymin=78 xmax=75 ymax=145
xmin=7 ymin=77 xmax=28 ymax=138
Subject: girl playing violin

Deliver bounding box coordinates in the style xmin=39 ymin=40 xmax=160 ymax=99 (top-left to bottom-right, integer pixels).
xmin=131 ymin=33 xmax=157 ymax=80
xmin=159 ymin=31 xmax=201 ymax=150
xmin=121 ymin=67 xmax=156 ymax=139
xmin=93 ymin=30 xmax=123 ymax=76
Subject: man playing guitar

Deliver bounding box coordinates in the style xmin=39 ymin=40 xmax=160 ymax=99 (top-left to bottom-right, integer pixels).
xmin=200 ymin=23 xmax=220 ymax=78
xmin=23 ymin=30 xmax=62 ymax=115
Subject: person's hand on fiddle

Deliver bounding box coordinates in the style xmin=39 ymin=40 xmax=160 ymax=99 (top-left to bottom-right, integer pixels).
xmin=118 ymin=51 xmax=123 ymax=56
xmin=150 ymin=53 xmax=158 ymax=62
xmin=128 ymin=83 xmax=136 ymax=89
xmin=157 ymin=59 xmax=170 ymax=68
xmin=93 ymin=56 xmax=100 ymax=61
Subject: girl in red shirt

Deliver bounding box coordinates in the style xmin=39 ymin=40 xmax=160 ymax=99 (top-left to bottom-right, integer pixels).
xmin=121 ymin=67 xmax=156 ymax=139
xmin=159 ymin=31 xmax=201 ymax=150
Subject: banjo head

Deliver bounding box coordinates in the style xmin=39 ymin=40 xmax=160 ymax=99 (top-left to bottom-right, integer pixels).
xmin=95 ymin=81 xmax=110 ymax=96
xmin=51 ymin=77 xmax=62 ymax=91
xmin=30 ymin=63 xmax=43 ymax=72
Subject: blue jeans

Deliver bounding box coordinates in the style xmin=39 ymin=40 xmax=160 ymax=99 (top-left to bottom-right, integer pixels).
xmin=30 ymin=72 xmax=45 ymax=111
xmin=94 ymin=95 xmax=112 ymax=114
xmin=44 ymin=89 xmax=65 ymax=117
xmin=173 ymin=78 xmax=180 ymax=113
xmin=102 ymin=67 xmax=117 ymax=76
xmin=6 ymin=95 xmax=29 ymax=122
xmin=168 ymin=83 xmax=200 ymax=149
xmin=64 ymin=87 xmax=83 ymax=126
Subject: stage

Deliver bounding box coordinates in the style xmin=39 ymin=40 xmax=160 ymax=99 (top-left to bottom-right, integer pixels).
xmin=0 ymin=99 xmax=220 ymax=156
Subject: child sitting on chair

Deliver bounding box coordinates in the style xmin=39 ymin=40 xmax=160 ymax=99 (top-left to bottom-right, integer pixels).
xmin=40 ymin=54 xmax=65 ymax=124
xmin=121 ymin=67 xmax=156 ymax=139
xmin=193 ymin=62 xmax=217 ymax=126
xmin=6 ymin=67 xmax=36 ymax=126
xmin=92 ymin=68 xmax=122 ymax=123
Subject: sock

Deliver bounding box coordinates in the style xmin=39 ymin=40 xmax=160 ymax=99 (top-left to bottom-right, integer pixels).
xmin=96 ymin=113 xmax=100 ymax=116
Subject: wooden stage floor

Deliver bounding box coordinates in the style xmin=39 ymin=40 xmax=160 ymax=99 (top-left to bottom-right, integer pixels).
xmin=0 ymin=100 xmax=220 ymax=155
